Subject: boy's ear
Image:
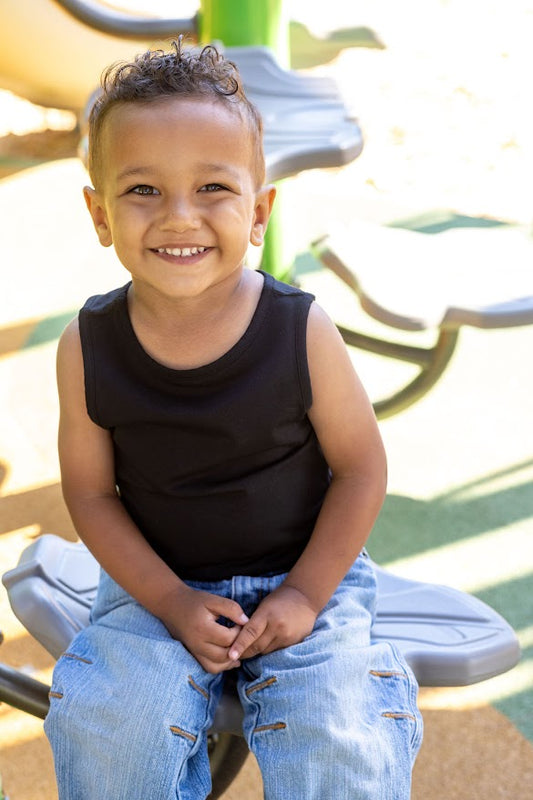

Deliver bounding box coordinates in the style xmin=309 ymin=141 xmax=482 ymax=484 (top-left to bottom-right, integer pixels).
xmin=83 ymin=186 xmax=113 ymax=247
xmin=250 ymin=184 xmax=276 ymax=247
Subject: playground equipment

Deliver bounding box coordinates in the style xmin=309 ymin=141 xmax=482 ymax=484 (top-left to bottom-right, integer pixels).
xmin=0 ymin=3 xmax=529 ymax=794
xmin=311 ymin=222 xmax=533 ymax=417
xmin=0 ymin=534 xmax=521 ymax=797
xmin=2 ymin=0 xmax=531 ymax=403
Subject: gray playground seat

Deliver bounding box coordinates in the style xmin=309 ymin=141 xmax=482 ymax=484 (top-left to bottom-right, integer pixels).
xmin=312 ymin=222 xmax=533 ymax=332
xmin=3 ymin=534 xmax=520 ymax=692
xmin=310 ymin=222 xmax=533 ymax=418
xmin=371 ymin=562 xmax=520 ymax=686
xmin=224 ymin=46 xmax=363 ymax=184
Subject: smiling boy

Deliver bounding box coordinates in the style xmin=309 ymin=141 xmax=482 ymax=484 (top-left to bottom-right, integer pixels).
xmin=44 ymin=41 xmax=422 ymax=799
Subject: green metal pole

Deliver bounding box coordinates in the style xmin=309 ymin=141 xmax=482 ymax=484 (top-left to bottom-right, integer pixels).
xmin=198 ymin=0 xmax=292 ymax=280
xmin=198 ymin=0 xmax=289 ymax=65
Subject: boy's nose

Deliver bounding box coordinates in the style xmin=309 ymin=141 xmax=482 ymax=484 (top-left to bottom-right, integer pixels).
xmin=159 ymin=196 xmax=201 ymax=232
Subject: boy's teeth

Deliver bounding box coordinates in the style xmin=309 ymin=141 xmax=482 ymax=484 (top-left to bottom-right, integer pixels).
xmin=157 ymin=246 xmax=206 ymax=257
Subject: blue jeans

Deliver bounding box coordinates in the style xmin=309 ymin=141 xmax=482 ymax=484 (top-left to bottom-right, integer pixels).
xmin=44 ymin=553 xmax=422 ymax=799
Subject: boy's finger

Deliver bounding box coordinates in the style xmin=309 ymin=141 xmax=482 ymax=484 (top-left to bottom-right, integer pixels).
xmin=204 ymin=642 xmax=241 ymax=666
xmin=208 ymin=621 xmax=242 ymax=647
xmin=228 ymin=618 xmax=266 ymax=661
xmin=209 ymin=596 xmax=249 ymax=627
xmin=199 ymin=655 xmax=241 ymax=674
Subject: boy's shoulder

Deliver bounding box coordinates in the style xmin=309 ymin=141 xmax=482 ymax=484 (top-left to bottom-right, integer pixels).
xmin=262 ymin=271 xmax=315 ymax=303
xmin=81 ymin=283 xmax=130 ymax=315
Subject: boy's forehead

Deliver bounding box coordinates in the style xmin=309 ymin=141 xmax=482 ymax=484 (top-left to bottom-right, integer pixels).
xmin=97 ymin=95 xmax=263 ymax=186
xmin=103 ymin=95 xmax=249 ymax=143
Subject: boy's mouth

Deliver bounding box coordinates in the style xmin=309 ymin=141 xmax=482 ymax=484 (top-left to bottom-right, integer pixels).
xmin=154 ymin=246 xmax=207 ymax=257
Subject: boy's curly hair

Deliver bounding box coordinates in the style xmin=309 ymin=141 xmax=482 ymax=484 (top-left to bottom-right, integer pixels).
xmin=87 ymin=38 xmax=265 ymax=188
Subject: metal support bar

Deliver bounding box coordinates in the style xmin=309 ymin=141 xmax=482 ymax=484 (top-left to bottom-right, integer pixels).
xmin=337 ymin=325 xmax=459 ymax=419
xmin=198 ymin=0 xmax=289 ymax=65
xmin=50 ymin=0 xmax=197 ymax=40
xmin=0 ymin=663 xmax=50 ymax=719
xmin=336 ymin=326 xmax=437 ymax=368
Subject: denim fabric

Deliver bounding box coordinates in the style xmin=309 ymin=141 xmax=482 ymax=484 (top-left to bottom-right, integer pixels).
xmin=44 ymin=553 xmax=422 ymax=799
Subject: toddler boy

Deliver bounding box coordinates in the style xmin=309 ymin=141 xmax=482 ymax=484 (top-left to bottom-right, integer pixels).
xmin=45 ymin=40 xmax=422 ymax=799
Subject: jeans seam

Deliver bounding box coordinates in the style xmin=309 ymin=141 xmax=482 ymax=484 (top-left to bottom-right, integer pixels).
xmin=369 ymin=669 xmax=407 ymax=679
xmin=169 ymin=726 xmax=197 ymax=743
xmin=381 ymin=711 xmax=418 ymax=722
xmin=188 ymin=675 xmax=209 ymax=700
xmin=63 ymin=652 xmax=93 ymax=665
xmin=253 ymin=722 xmax=287 ymax=733
xmin=245 ymin=676 xmax=277 ymax=697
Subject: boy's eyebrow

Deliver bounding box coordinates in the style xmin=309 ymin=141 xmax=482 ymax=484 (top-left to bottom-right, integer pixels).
xmin=115 ymin=166 xmax=156 ymax=183
xmin=200 ymin=163 xmax=241 ymax=177
xmin=115 ymin=163 xmax=245 ymax=184
xmin=117 ymin=167 xmax=153 ymax=181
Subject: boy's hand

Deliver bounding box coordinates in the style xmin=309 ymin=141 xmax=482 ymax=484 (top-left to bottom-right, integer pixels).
xmin=161 ymin=586 xmax=249 ymax=674
xmin=227 ymin=584 xmax=318 ymax=662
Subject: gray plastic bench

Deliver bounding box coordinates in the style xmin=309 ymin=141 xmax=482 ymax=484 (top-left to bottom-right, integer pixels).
xmin=2 ymin=534 xmax=520 ymax=704
xmin=312 ymin=222 xmax=533 ymax=418
xmin=223 ymin=46 xmax=363 ymax=183
xmin=0 ymin=535 xmax=520 ymax=795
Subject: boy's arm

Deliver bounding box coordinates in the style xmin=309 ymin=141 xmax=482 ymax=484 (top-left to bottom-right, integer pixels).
xmin=228 ymin=302 xmax=387 ymax=660
xmin=57 ymin=319 xmax=248 ymax=673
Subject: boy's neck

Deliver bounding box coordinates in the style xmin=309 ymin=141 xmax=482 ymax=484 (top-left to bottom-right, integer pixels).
xmin=126 ymin=267 xmax=264 ymax=370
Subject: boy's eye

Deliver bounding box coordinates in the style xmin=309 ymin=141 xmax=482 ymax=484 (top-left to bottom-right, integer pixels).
xmin=131 ymin=185 xmax=159 ymax=196
xmin=201 ymin=183 xmax=226 ymax=193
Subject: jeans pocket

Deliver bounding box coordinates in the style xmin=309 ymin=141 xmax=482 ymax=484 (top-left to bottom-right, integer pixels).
xmin=46 ymin=632 xmax=96 ymax=712
xmin=370 ymin=642 xmax=424 ymax=761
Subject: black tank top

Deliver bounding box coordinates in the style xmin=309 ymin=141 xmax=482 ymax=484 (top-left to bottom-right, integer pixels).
xmin=79 ymin=271 xmax=331 ymax=580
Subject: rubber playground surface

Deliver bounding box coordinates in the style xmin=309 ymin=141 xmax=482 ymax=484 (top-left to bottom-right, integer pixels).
xmin=1 ymin=3 xmax=532 ymax=797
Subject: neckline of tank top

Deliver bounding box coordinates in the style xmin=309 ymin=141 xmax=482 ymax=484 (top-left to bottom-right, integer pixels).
xmin=115 ymin=270 xmax=278 ymax=379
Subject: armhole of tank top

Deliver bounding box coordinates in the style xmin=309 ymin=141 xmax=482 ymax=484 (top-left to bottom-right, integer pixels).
xmin=78 ymin=308 xmax=100 ymax=427
xmin=295 ymin=297 xmax=313 ymax=411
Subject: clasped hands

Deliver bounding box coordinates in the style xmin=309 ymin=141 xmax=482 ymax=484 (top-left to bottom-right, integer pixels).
xmin=164 ymin=583 xmax=318 ymax=674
